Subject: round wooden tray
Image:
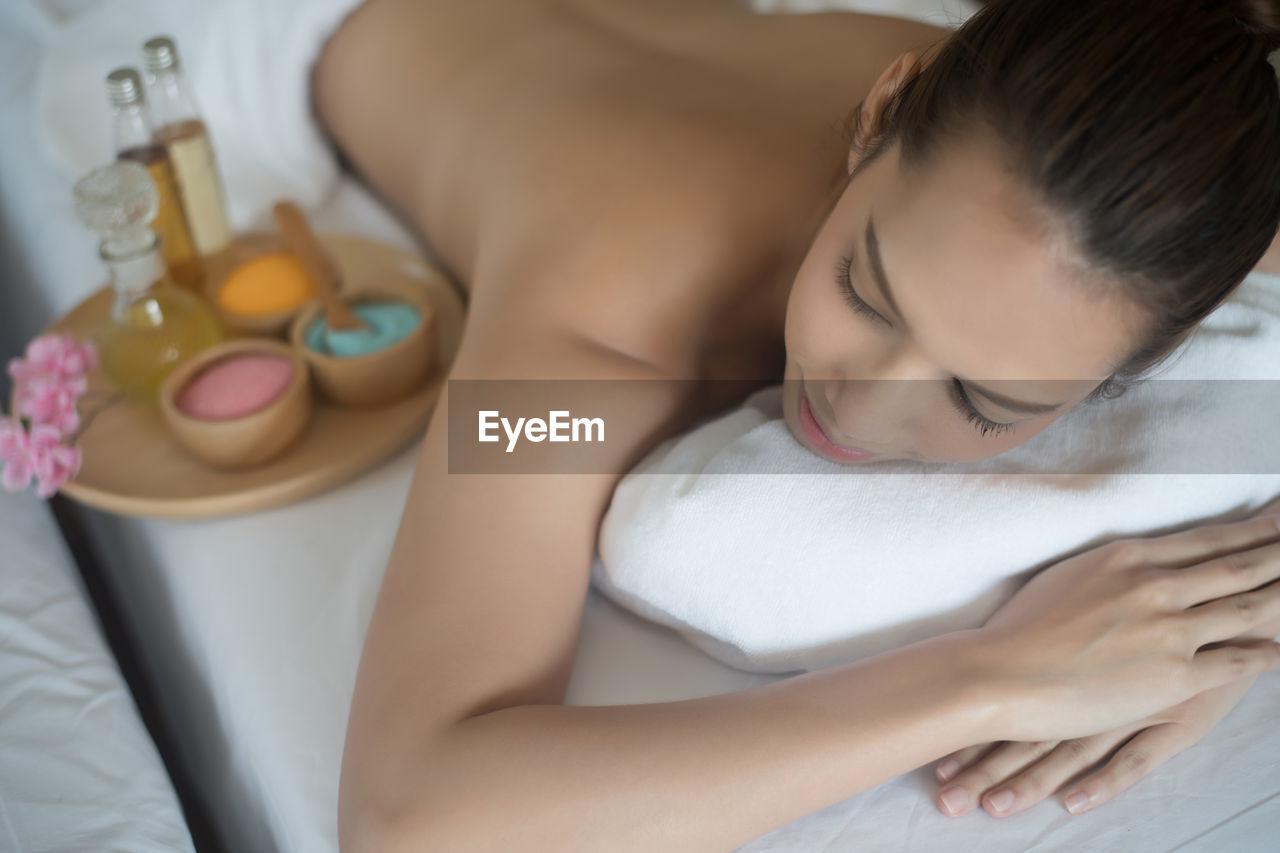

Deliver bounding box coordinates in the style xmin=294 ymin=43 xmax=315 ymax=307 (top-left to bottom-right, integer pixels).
xmin=42 ymin=233 xmax=466 ymax=519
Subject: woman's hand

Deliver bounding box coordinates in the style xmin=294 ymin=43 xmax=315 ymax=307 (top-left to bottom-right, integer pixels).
xmin=931 ymin=674 xmax=1257 ymax=819
xmin=930 ymin=499 xmax=1280 ymax=818
xmin=968 ymin=510 xmax=1280 ymax=744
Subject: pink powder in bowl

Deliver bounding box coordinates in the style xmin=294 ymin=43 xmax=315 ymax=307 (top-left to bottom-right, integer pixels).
xmin=176 ymin=354 xmax=296 ymax=421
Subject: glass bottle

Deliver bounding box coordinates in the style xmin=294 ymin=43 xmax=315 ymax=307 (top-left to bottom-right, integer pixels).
xmin=73 ymin=160 xmax=223 ymax=402
xmin=141 ymin=36 xmax=233 ymax=264
xmin=106 ymin=67 xmax=203 ymax=295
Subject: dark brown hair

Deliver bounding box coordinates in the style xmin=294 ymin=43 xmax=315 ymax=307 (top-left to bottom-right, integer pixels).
xmin=848 ymin=0 xmax=1280 ymax=401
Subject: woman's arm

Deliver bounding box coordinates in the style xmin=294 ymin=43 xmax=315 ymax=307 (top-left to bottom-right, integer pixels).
xmin=382 ymin=633 xmax=1000 ymax=852
xmin=336 ymin=269 xmax=1002 ymax=851
xmin=339 ymin=269 xmax=1280 ymax=853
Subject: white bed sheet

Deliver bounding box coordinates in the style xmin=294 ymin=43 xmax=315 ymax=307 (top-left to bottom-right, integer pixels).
xmin=2 ymin=1 xmax=1278 ymax=851
xmin=0 ymin=490 xmax=195 ymax=853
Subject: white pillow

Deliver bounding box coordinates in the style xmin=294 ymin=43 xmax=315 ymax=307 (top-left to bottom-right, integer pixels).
xmin=595 ymin=273 xmax=1280 ymax=674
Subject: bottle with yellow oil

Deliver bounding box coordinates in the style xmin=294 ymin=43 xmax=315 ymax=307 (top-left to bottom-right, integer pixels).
xmin=105 ymin=67 xmax=203 ymax=295
xmin=72 ymin=160 xmax=223 ymax=401
xmin=141 ymin=37 xmax=233 ymax=265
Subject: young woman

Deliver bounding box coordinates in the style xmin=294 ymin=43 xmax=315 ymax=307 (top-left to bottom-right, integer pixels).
xmin=312 ymin=0 xmax=1280 ymax=848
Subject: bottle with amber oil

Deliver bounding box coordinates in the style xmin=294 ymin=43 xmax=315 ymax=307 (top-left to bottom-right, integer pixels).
xmin=72 ymin=161 xmax=223 ymax=401
xmin=141 ymin=36 xmax=233 ymax=265
xmin=106 ymin=67 xmax=203 ymax=294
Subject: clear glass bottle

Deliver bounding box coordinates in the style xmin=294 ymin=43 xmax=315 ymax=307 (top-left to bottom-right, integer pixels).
xmin=141 ymin=36 xmax=233 ymax=263
xmin=106 ymin=67 xmax=203 ymax=295
xmin=73 ymin=161 xmax=223 ymax=402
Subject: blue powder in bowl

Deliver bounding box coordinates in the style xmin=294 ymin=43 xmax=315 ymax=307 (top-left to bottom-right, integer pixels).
xmin=305 ymin=301 xmax=421 ymax=357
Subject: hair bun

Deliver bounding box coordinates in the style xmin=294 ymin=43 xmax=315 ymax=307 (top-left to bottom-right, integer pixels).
xmin=1225 ymin=0 xmax=1280 ymax=52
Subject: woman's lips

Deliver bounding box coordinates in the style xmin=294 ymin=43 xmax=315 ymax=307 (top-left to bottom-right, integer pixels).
xmin=798 ymin=384 xmax=876 ymax=462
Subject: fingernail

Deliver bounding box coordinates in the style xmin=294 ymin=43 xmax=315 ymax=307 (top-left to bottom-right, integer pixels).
xmin=939 ymin=787 xmax=969 ymax=816
xmin=1065 ymin=791 xmax=1091 ymax=814
xmin=937 ymin=758 xmax=961 ymax=782
xmin=987 ymin=789 xmax=1015 ymax=814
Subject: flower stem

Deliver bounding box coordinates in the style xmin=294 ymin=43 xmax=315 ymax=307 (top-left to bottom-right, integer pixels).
xmin=70 ymin=391 xmax=125 ymax=444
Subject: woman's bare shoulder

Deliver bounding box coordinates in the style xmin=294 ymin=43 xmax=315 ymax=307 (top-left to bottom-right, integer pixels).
xmin=313 ymin=0 xmax=940 ymax=370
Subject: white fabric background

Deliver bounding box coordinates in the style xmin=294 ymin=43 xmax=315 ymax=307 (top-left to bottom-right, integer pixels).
xmin=0 ymin=489 xmax=195 ymax=853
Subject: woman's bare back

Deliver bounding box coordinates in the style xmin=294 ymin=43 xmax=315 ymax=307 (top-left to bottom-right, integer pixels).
xmin=313 ymin=5 xmax=964 ymax=849
xmin=313 ymin=0 xmax=950 ymax=377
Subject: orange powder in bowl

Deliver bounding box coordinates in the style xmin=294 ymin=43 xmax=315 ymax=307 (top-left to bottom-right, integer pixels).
xmin=217 ymin=251 xmax=315 ymax=316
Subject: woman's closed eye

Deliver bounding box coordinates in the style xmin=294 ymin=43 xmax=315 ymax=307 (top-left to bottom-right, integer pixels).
xmin=836 ymin=253 xmax=890 ymax=327
xmin=948 ymin=379 xmax=1014 ymax=438
xmin=834 ymin=253 xmax=1015 ymax=439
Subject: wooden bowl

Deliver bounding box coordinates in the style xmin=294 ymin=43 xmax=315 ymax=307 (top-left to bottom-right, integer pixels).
xmin=205 ymin=233 xmax=335 ymax=338
xmin=159 ymin=339 xmax=313 ymax=470
xmin=288 ymin=275 xmax=436 ymax=407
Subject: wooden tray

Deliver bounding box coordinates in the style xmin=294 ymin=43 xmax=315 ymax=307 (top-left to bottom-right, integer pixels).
xmin=42 ymin=233 xmax=466 ymax=519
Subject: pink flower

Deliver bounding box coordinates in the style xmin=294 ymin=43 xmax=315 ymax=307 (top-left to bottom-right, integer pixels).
xmin=14 ymin=373 xmax=87 ymax=434
xmin=7 ymin=333 xmax=97 ymax=385
xmin=3 ymin=333 xmax=94 ymax=498
xmin=27 ymin=422 xmax=82 ymax=498
xmin=0 ymin=417 xmax=35 ymax=493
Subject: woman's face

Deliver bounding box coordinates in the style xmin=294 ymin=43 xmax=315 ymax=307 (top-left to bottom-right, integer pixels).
xmin=783 ymin=135 xmax=1148 ymax=465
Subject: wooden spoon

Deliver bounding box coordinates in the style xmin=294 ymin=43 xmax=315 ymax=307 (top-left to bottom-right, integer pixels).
xmin=272 ymin=200 xmax=367 ymax=333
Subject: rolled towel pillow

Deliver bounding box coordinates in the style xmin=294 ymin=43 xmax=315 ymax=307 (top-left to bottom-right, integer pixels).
xmin=595 ymin=272 xmax=1280 ymax=674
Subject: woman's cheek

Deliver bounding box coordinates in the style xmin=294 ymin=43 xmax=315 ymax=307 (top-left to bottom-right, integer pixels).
xmin=785 ymin=269 xmax=844 ymax=367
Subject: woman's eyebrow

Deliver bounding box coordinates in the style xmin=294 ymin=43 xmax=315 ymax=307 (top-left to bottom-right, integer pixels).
xmin=865 ymin=213 xmax=1065 ymax=418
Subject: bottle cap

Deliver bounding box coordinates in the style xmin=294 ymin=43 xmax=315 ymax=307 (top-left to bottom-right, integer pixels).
xmin=73 ymin=160 xmax=159 ymax=260
xmin=142 ymin=36 xmax=180 ymax=73
xmin=105 ymin=67 xmax=145 ymax=108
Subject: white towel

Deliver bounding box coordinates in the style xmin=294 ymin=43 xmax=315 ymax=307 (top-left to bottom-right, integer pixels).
xmin=595 ymin=271 xmax=1280 ymax=674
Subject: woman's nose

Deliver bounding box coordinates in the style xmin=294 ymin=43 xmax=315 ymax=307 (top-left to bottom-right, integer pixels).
xmin=826 ymin=346 xmax=935 ymax=440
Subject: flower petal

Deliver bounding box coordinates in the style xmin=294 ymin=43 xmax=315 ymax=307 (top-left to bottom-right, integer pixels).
xmin=1 ymin=453 xmax=33 ymax=493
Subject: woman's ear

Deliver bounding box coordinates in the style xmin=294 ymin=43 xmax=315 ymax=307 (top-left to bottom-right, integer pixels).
xmin=1251 ymin=225 xmax=1280 ymax=276
xmin=848 ymin=51 xmax=922 ymax=175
